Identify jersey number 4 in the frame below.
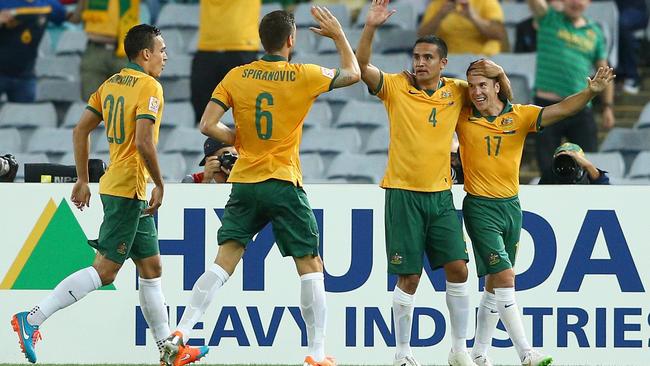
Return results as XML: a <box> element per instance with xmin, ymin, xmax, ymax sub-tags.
<box><xmin>104</xmin><ymin>94</ymin><xmax>125</xmax><ymax>144</ymax></box>
<box><xmin>255</xmin><ymin>92</ymin><xmax>273</xmax><ymax>140</ymax></box>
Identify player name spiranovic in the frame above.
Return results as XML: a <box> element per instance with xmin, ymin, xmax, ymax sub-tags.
<box><xmin>242</xmin><ymin>69</ymin><xmax>297</xmax><ymax>81</ymax></box>
<box><xmin>106</xmin><ymin>74</ymin><xmax>140</xmax><ymax>87</ymax></box>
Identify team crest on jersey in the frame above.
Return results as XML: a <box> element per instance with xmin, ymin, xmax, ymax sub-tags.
<box><xmin>117</xmin><ymin>243</ymin><xmax>127</xmax><ymax>255</ymax></box>
<box><xmin>500</xmin><ymin>117</ymin><xmax>514</xmax><ymax>127</ymax></box>
<box><xmin>390</xmin><ymin>253</ymin><xmax>403</xmax><ymax>265</ymax></box>
<box><xmin>489</xmin><ymin>253</ymin><xmax>500</xmax><ymax>266</ymax></box>
<box><xmin>321</xmin><ymin>67</ymin><xmax>336</xmax><ymax>79</ymax></box>
<box><xmin>441</xmin><ymin>90</ymin><xmax>452</xmax><ymax>98</ymax></box>
<box><xmin>148</xmin><ymin>96</ymin><xmax>160</xmax><ymax>113</ymax></box>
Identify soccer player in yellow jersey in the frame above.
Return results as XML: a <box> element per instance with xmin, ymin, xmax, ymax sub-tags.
<box><xmin>458</xmin><ymin>62</ymin><xmax>614</xmax><ymax>366</ymax></box>
<box><xmin>161</xmin><ymin>8</ymin><xmax>360</xmax><ymax>366</ymax></box>
<box><xmin>10</xmin><ymin>25</ymin><xmax>207</xmax><ymax>366</ymax></box>
<box><xmin>356</xmin><ymin>1</ymin><xmax>512</xmax><ymax>366</ymax></box>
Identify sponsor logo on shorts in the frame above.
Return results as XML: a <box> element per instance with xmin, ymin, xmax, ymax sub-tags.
<box><xmin>390</xmin><ymin>253</ymin><xmax>403</xmax><ymax>265</ymax></box>
<box><xmin>117</xmin><ymin>243</ymin><xmax>127</xmax><ymax>255</ymax></box>
<box><xmin>489</xmin><ymin>252</ymin><xmax>500</xmax><ymax>266</ymax></box>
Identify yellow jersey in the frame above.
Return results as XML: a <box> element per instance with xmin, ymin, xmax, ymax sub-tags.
<box><xmin>456</xmin><ymin>102</ymin><xmax>542</xmax><ymax>198</ymax></box>
<box><xmin>82</xmin><ymin>0</ymin><xmax>138</xmax><ymax>57</ymax></box>
<box><xmin>421</xmin><ymin>0</ymin><xmax>504</xmax><ymax>56</ymax></box>
<box><xmin>210</xmin><ymin>54</ymin><xmax>338</xmax><ymax>186</ymax></box>
<box><xmin>87</xmin><ymin>63</ymin><xmax>164</xmax><ymax>200</ymax></box>
<box><xmin>198</xmin><ymin>0</ymin><xmax>260</xmax><ymax>52</ymax></box>
<box><xmin>372</xmin><ymin>72</ymin><xmax>468</xmax><ymax>192</ymax></box>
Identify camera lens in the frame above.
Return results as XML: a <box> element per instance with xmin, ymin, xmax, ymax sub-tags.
<box><xmin>553</xmin><ymin>154</ymin><xmax>579</xmax><ymax>182</ymax></box>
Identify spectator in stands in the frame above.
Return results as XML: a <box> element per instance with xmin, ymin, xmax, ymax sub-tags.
<box><xmin>191</xmin><ymin>0</ymin><xmax>261</xmax><ymax>123</ymax></box>
<box><xmin>417</xmin><ymin>0</ymin><xmax>506</xmax><ymax>56</ymax></box>
<box><xmin>0</xmin><ymin>0</ymin><xmax>66</xmax><ymax>102</ymax></box>
<box><xmin>514</xmin><ymin>0</ymin><xmax>563</xmax><ymax>53</ymax></box>
<box><xmin>539</xmin><ymin>142</ymin><xmax>610</xmax><ymax>184</ymax></box>
<box><xmin>182</xmin><ymin>138</ymin><xmax>237</xmax><ymax>183</ymax></box>
<box><xmin>69</xmin><ymin>0</ymin><xmax>139</xmax><ymax>101</ymax></box>
<box><xmin>527</xmin><ymin>0</ymin><xmax>615</xmax><ymax>180</ymax></box>
<box><xmin>616</xmin><ymin>0</ymin><xmax>648</xmax><ymax>95</ymax></box>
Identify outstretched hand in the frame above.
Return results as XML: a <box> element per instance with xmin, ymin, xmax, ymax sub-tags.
<box><xmin>588</xmin><ymin>66</ymin><xmax>615</xmax><ymax>94</ymax></box>
<box><xmin>71</xmin><ymin>180</ymin><xmax>91</xmax><ymax>211</ymax></box>
<box><xmin>310</xmin><ymin>6</ymin><xmax>344</xmax><ymax>39</ymax></box>
<box><xmin>365</xmin><ymin>0</ymin><xmax>396</xmax><ymax>27</ymax></box>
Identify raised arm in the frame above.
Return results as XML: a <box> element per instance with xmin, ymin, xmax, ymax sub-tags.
<box><xmin>310</xmin><ymin>6</ymin><xmax>360</xmax><ymax>89</ymax></box>
<box><xmin>596</xmin><ymin>59</ymin><xmax>615</xmax><ymax>130</ymax></box>
<box><xmin>356</xmin><ymin>0</ymin><xmax>396</xmax><ymax>92</ymax></box>
<box><xmin>527</xmin><ymin>0</ymin><xmax>548</xmax><ymax>18</ymax></box>
<box><xmin>71</xmin><ymin>109</ymin><xmax>102</xmax><ymax>211</ymax></box>
<box><xmin>417</xmin><ymin>0</ymin><xmax>455</xmax><ymax>37</ymax></box>
<box><xmin>540</xmin><ymin>67</ymin><xmax>615</xmax><ymax>127</ymax></box>
<box><xmin>199</xmin><ymin>101</ymin><xmax>236</xmax><ymax>145</ymax></box>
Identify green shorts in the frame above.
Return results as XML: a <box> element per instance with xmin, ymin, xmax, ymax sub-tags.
<box><xmin>385</xmin><ymin>188</ymin><xmax>468</xmax><ymax>274</ymax></box>
<box><xmin>217</xmin><ymin>179</ymin><xmax>319</xmax><ymax>258</ymax></box>
<box><xmin>462</xmin><ymin>194</ymin><xmax>522</xmax><ymax>277</ymax></box>
<box><xmin>89</xmin><ymin>194</ymin><xmax>159</xmax><ymax>264</ymax></box>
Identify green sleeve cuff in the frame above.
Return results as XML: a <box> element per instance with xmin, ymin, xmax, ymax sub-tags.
<box><xmin>369</xmin><ymin>72</ymin><xmax>384</xmax><ymax>96</ymax></box>
<box><xmin>86</xmin><ymin>105</ymin><xmax>102</xmax><ymax>119</ymax></box>
<box><xmin>328</xmin><ymin>68</ymin><xmax>341</xmax><ymax>91</ymax></box>
<box><xmin>136</xmin><ymin>114</ymin><xmax>157</xmax><ymax>122</ymax></box>
<box><xmin>211</xmin><ymin>98</ymin><xmax>230</xmax><ymax>111</ymax></box>
<box><xmin>536</xmin><ymin>107</ymin><xmax>545</xmax><ymax>131</ymax></box>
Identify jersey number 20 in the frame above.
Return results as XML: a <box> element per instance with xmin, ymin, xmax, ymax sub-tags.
<box><xmin>104</xmin><ymin>94</ymin><xmax>125</xmax><ymax>144</ymax></box>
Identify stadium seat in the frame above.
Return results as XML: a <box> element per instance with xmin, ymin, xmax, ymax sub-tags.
<box><xmin>58</xmin><ymin>151</ymin><xmax>108</xmax><ymax>166</ymax></box>
<box><xmin>36</xmin><ymin>79</ymin><xmax>82</xmax><ymax>103</ymax></box>
<box><xmin>161</xmin><ymin>55</ymin><xmax>192</xmax><ymax>79</ymax></box>
<box><xmin>335</xmin><ymin>100</ymin><xmax>388</xmax><ymax>128</ymax></box>
<box><xmin>295</xmin><ymin>3</ymin><xmax>351</xmax><ymax>28</ymax></box>
<box><xmin>600</xmin><ymin>128</ymin><xmax>650</xmax><ymax>153</ymax></box>
<box><xmin>162</xmin><ymin>127</ymin><xmax>205</xmax><ymax>154</ymax></box>
<box><xmin>371</xmin><ymin>54</ymin><xmax>411</xmax><ymax>74</ymax></box>
<box><xmin>635</xmin><ymin>102</ymin><xmax>650</xmax><ymax>129</ymax></box>
<box><xmin>157</xmin><ymin>4</ymin><xmax>200</xmax><ymax>29</ymax></box>
<box><xmin>509</xmin><ymin>75</ymin><xmax>531</xmax><ymax>104</ymax></box>
<box><xmin>377</xmin><ymin>28</ymin><xmax>417</xmax><ymax>54</ymax></box>
<box><xmin>160</xmin><ymin>78</ymin><xmax>190</xmax><ymax>101</ymax></box>
<box><xmin>0</xmin><ymin>128</ymin><xmax>22</xmax><ymax>153</ymax></box>
<box><xmin>321</xmin><ymin>82</ymin><xmax>367</xmax><ymax>102</ymax></box>
<box><xmin>162</xmin><ymin>29</ymin><xmax>187</xmax><ymax>56</ymax></box>
<box><xmin>304</xmin><ymin>101</ymin><xmax>332</xmax><ymax>130</ymax></box>
<box><xmin>491</xmin><ymin>53</ymin><xmax>536</xmax><ymax>90</ymax></box>
<box><xmin>364</xmin><ymin>127</ymin><xmax>389</xmax><ymax>154</ymax></box>
<box><xmin>186</xmin><ymin>31</ymin><xmax>199</xmax><ymax>54</ymax></box>
<box><xmin>38</xmin><ymin>30</ymin><xmax>53</xmax><ymax>56</ymax></box>
<box><xmin>627</xmin><ymin>151</ymin><xmax>650</xmax><ymax>179</ymax></box>
<box><xmin>585</xmin><ymin>152</ymin><xmax>625</xmax><ymax>178</ymax></box>
<box><xmin>443</xmin><ymin>53</ymin><xmax>483</xmax><ymax>78</ymax></box>
<box><xmin>585</xmin><ymin>1</ymin><xmax>619</xmax><ymax>67</ymax></box>
<box><xmin>300</xmin><ymin>153</ymin><xmax>325</xmax><ymax>181</ymax></box>
<box><xmin>27</xmin><ymin>127</ymin><xmax>73</xmax><ymax>154</ymax></box>
<box><xmin>35</xmin><ymin>55</ymin><xmax>81</xmax><ymax>80</ymax></box>
<box><xmin>502</xmin><ymin>3</ymin><xmax>532</xmax><ymax>26</ymax></box>
<box><xmin>0</xmin><ymin>103</ymin><xmax>57</xmax><ymax>128</ymax></box>
<box><xmin>62</xmin><ymin>102</ymin><xmax>87</xmax><ymax>128</ymax></box>
<box><xmin>356</xmin><ymin>2</ymin><xmax>417</xmax><ymax>30</ymax></box>
<box><xmin>14</xmin><ymin>153</ymin><xmax>49</xmax><ymax>181</ymax></box>
<box><xmin>55</xmin><ymin>30</ymin><xmax>87</xmax><ymax>55</ymax></box>
<box><xmin>301</xmin><ymin>128</ymin><xmax>362</xmax><ymax>154</ymax></box>
<box><xmin>294</xmin><ymin>31</ymin><xmax>319</xmax><ymax>55</ymax></box>
<box><xmin>159</xmin><ymin>153</ymin><xmax>187</xmax><ymax>182</ymax></box>
<box><xmin>261</xmin><ymin>2</ymin><xmax>283</xmax><ymax>17</ymax></box>
<box><xmin>317</xmin><ymin>28</ymin><xmax>373</xmax><ymax>53</ymax></box>
<box><xmin>93</xmin><ymin>133</ymin><xmax>110</xmax><ymax>153</ymax></box>
<box><xmin>162</xmin><ymin>102</ymin><xmax>195</xmax><ymax>129</ymax></box>
<box><xmin>325</xmin><ymin>152</ymin><xmax>387</xmax><ymax>183</ymax></box>
<box><xmin>221</xmin><ymin>108</ymin><xmax>234</xmax><ymax>127</ymax></box>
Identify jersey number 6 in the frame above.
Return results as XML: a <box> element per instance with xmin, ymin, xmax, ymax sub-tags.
<box><xmin>255</xmin><ymin>92</ymin><xmax>273</xmax><ymax>140</ymax></box>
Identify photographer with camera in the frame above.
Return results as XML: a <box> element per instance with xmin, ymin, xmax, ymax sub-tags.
<box><xmin>182</xmin><ymin>138</ymin><xmax>238</xmax><ymax>183</ymax></box>
<box><xmin>0</xmin><ymin>154</ymin><xmax>18</xmax><ymax>182</ymax></box>
<box><xmin>538</xmin><ymin>142</ymin><xmax>610</xmax><ymax>185</ymax></box>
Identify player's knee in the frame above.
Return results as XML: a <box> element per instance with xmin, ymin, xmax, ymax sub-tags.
<box><xmin>491</xmin><ymin>268</ymin><xmax>515</xmax><ymax>288</ymax></box>
<box><xmin>397</xmin><ymin>274</ymin><xmax>420</xmax><ymax>294</ymax></box>
<box><xmin>95</xmin><ymin>267</ymin><xmax>118</xmax><ymax>286</ymax></box>
<box><xmin>443</xmin><ymin>260</ymin><xmax>468</xmax><ymax>282</ymax></box>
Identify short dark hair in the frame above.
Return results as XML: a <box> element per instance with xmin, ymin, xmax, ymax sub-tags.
<box><xmin>124</xmin><ymin>24</ymin><xmax>161</xmax><ymax>61</ymax></box>
<box><xmin>259</xmin><ymin>10</ymin><xmax>295</xmax><ymax>53</ymax></box>
<box><xmin>413</xmin><ymin>35</ymin><xmax>448</xmax><ymax>59</ymax></box>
